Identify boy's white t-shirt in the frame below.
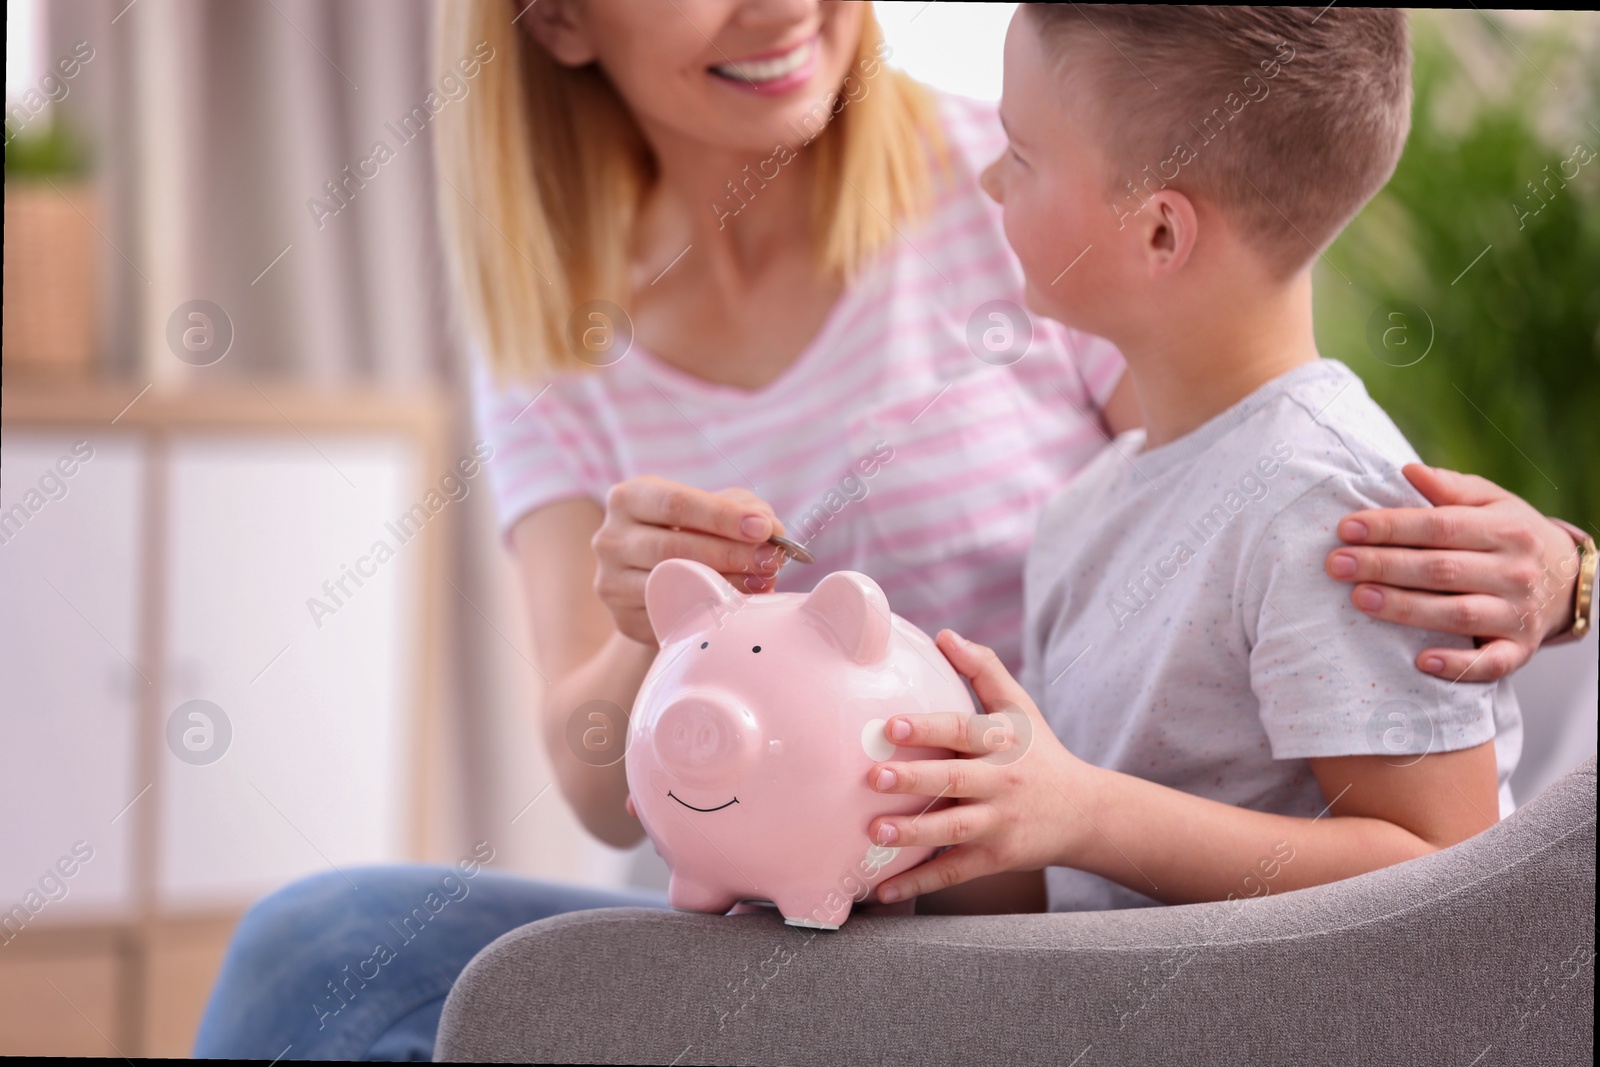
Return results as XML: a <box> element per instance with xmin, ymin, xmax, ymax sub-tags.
<box><xmin>1020</xmin><ymin>359</ymin><xmax>1522</xmax><ymax>913</ymax></box>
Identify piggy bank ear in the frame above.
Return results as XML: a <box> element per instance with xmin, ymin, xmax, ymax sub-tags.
<box><xmin>645</xmin><ymin>559</ymin><xmax>742</xmax><ymax>645</ymax></box>
<box><xmin>802</xmin><ymin>571</ymin><xmax>891</xmax><ymax>664</ymax></box>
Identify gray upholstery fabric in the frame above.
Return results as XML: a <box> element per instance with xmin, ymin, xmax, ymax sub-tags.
<box><xmin>437</xmin><ymin>758</ymin><xmax>1595</xmax><ymax>1065</ymax></box>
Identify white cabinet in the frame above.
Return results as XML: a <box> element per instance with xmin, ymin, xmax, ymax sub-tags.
<box><xmin>0</xmin><ymin>433</ymin><xmax>145</xmax><ymax>921</ymax></box>
<box><xmin>158</xmin><ymin>434</ymin><xmax>424</xmax><ymax>907</ymax></box>
<box><xmin>0</xmin><ymin>387</ymin><xmax>445</xmax><ymax>929</ymax></box>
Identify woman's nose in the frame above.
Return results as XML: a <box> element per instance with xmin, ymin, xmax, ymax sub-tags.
<box><xmin>733</xmin><ymin>0</ymin><xmax>819</xmax><ymax>30</ymax></box>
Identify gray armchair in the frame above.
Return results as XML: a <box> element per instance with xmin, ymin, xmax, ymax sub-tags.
<box><xmin>438</xmin><ymin>758</ymin><xmax>1595</xmax><ymax>1065</ymax></box>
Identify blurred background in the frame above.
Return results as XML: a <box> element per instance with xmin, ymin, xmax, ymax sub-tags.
<box><xmin>2</xmin><ymin>2</ymin><xmax>1595</xmax><ymax>1057</ymax></box>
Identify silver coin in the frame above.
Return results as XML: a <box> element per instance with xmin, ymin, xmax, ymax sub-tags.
<box><xmin>767</xmin><ymin>534</ymin><xmax>815</xmax><ymax>565</ymax></box>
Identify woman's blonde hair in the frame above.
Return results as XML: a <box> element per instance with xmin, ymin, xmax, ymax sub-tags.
<box><xmin>434</xmin><ymin>1</ymin><xmax>943</xmax><ymax>380</ymax></box>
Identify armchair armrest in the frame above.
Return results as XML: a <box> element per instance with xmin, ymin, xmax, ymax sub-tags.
<box><xmin>439</xmin><ymin>758</ymin><xmax>1595</xmax><ymax>1065</ymax></box>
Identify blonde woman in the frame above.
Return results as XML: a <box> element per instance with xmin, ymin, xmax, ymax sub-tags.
<box><xmin>196</xmin><ymin>2</ymin><xmax>1586</xmax><ymax>1058</ymax></box>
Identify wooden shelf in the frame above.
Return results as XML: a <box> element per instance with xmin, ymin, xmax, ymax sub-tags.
<box><xmin>3</xmin><ymin>379</ymin><xmax>448</xmax><ymax>437</ymax></box>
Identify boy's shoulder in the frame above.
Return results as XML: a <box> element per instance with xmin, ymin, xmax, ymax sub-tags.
<box><xmin>1253</xmin><ymin>359</ymin><xmax>1418</xmax><ymax>479</ymax></box>
<box><xmin>1238</xmin><ymin>360</ymin><xmax>1437</xmax><ymax>537</ymax></box>
<box><xmin>1036</xmin><ymin>359</ymin><xmax>1428</xmax><ymax>532</ymax></box>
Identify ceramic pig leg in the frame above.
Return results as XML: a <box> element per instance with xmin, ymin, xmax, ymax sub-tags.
<box><xmin>775</xmin><ymin>889</ymin><xmax>848</xmax><ymax>931</ymax></box>
<box><xmin>668</xmin><ymin>874</ymin><xmax>740</xmax><ymax>915</ymax></box>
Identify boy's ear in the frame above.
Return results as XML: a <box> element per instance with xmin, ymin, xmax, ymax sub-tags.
<box><xmin>1139</xmin><ymin>190</ymin><xmax>1199</xmax><ymax>278</ymax></box>
<box><xmin>521</xmin><ymin>0</ymin><xmax>599</xmax><ymax>67</ymax></box>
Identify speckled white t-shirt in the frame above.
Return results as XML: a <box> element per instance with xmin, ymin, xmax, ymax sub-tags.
<box><xmin>1021</xmin><ymin>359</ymin><xmax>1522</xmax><ymax>913</ymax></box>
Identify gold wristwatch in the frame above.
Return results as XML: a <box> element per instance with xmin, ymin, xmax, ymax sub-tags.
<box><xmin>1572</xmin><ymin>533</ymin><xmax>1596</xmax><ymax>639</ymax></box>
<box><xmin>1547</xmin><ymin>520</ymin><xmax>1595</xmax><ymax>643</ymax></box>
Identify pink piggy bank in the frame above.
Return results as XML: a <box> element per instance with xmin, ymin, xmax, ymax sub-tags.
<box><xmin>625</xmin><ymin>558</ymin><xmax>973</xmax><ymax>929</ymax></box>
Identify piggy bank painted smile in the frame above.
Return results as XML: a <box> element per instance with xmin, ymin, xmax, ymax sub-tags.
<box><xmin>625</xmin><ymin>558</ymin><xmax>972</xmax><ymax>929</ymax></box>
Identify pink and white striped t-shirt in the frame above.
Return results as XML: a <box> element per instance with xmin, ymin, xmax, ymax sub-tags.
<box><xmin>473</xmin><ymin>93</ymin><xmax>1124</xmax><ymax>672</ymax></box>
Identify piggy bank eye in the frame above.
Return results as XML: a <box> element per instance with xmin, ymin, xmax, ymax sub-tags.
<box><xmin>700</xmin><ymin>641</ymin><xmax>708</xmax><ymax>649</ymax></box>
<box><xmin>751</xmin><ymin>645</ymin><xmax>762</xmax><ymax>653</ymax></box>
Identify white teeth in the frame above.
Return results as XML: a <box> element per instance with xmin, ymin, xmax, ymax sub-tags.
<box><xmin>712</xmin><ymin>39</ymin><xmax>814</xmax><ymax>84</ymax></box>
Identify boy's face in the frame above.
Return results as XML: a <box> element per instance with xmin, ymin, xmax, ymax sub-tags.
<box><xmin>981</xmin><ymin>13</ymin><xmax>1135</xmax><ymax>339</ymax></box>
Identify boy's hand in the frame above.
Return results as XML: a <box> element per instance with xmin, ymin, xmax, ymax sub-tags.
<box><xmin>867</xmin><ymin>630</ymin><xmax>1092</xmax><ymax>903</ymax></box>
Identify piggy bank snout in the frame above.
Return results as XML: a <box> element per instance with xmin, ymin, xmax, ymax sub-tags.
<box><xmin>652</xmin><ymin>691</ymin><xmax>760</xmax><ymax>787</ymax></box>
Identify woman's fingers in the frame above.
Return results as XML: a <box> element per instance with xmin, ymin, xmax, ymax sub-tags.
<box><xmin>615</xmin><ymin>477</ymin><xmax>774</xmax><ymax>541</ymax></box>
<box><xmin>714</xmin><ymin>486</ymin><xmax>786</xmax><ymax>537</ymax></box>
<box><xmin>621</xmin><ymin>526</ymin><xmax>783</xmax><ymax>577</ymax></box>
<box><xmin>870</xmin><ymin>757</ymin><xmax>993</xmax><ymax>799</ymax></box>
<box><xmin>1416</xmin><ymin>638</ymin><xmax>1529</xmax><ymax>683</ymax></box>
<box><xmin>869</xmin><ymin>804</ymin><xmax>993</xmax><ymax>848</ymax></box>
<box><xmin>592</xmin><ymin>558</ymin><xmax>647</xmax><ymax>596</ymax></box>
<box><xmin>1336</xmin><ymin>464</ymin><xmax>1580</xmax><ymax>648</ymax></box>
<box><xmin>722</xmin><ymin>570</ymin><xmax>776</xmax><ymax>594</ymax></box>
<box><xmin>1347</xmin><ymin>586</ymin><xmax>1526</xmax><ymax>641</ymax></box>
<box><xmin>1401</xmin><ymin>463</ymin><xmax>1508</xmax><ymax>508</ymax></box>
<box><xmin>1326</xmin><ymin>545</ymin><xmax>1535</xmax><ymax>599</ymax></box>
<box><xmin>1338</xmin><ymin>503</ymin><xmax>1500</xmax><ymax>552</ymax></box>
<box><xmin>593</xmin><ymin>477</ymin><xmax>788</xmax><ymax>643</ymax></box>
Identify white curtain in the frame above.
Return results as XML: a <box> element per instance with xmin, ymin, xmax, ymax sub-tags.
<box><xmin>42</xmin><ymin>0</ymin><xmax>640</xmax><ymax>888</ymax></box>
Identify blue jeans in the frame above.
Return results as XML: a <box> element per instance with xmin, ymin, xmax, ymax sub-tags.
<box><xmin>192</xmin><ymin>866</ymin><xmax>667</xmax><ymax>1060</ymax></box>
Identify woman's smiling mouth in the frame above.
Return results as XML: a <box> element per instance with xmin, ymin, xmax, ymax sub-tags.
<box><xmin>709</xmin><ymin>37</ymin><xmax>818</xmax><ymax>94</ymax></box>
<box><xmin>668</xmin><ymin>791</ymin><xmax>740</xmax><ymax>813</ymax></box>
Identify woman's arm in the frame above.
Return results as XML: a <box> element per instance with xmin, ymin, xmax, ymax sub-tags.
<box><xmin>513</xmin><ymin>499</ymin><xmax>653</xmax><ymax>847</ymax></box>
<box><xmin>512</xmin><ymin>479</ymin><xmax>787</xmax><ymax>845</ymax></box>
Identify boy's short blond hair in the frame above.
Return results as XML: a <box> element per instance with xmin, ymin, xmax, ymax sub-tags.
<box><xmin>1030</xmin><ymin>5</ymin><xmax>1411</xmax><ymax>276</ymax></box>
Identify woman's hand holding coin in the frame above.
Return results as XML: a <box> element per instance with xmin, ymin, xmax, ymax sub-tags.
<box><xmin>590</xmin><ymin>476</ymin><xmax>791</xmax><ymax>646</ymax></box>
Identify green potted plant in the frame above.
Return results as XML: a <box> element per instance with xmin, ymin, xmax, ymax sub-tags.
<box><xmin>1317</xmin><ymin>10</ymin><xmax>1600</xmax><ymax>528</ymax></box>
<box><xmin>4</xmin><ymin>117</ymin><xmax>98</xmax><ymax>381</ymax></box>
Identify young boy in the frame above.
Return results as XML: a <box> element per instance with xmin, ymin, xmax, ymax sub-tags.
<box><xmin>864</xmin><ymin>6</ymin><xmax>1521</xmax><ymax>911</ymax></box>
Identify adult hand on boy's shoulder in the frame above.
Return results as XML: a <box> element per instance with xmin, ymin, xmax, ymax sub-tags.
<box><xmin>1327</xmin><ymin>463</ymin><xmax>1584</xmax><ymax>682</ymax></box>
<box><xmin>864</xmin><ymin>630</ymin><xmax>1098</xmax><ymax>904</ymax></box>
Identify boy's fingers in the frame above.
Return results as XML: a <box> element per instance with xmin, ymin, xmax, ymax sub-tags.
<box><xmin>876</xmin><ymin>848</ymin><xmax>984</xmax><ymax>904</ymax></box>
<box><xmin>1417</xmin><ymin>639</ymin><xmax>1528</xmax><ymax>683</ymax></box>
<box><xmin>935</xmin><ymin>630</ymin><xmax>1032</xmax><ymax>713</ymax></box>
<box><xmin>870</xmin><ymin>804</ymin><xmax>994</xmax><ymax>849</ymax></box>
<box><xmin>870</xmin><ymin>758</ymin><xmax>992</xmax><ymax>799</ymax></box>
<box><xmin>883</xmin><ymin>712</ymin><xmax>1017</xmax><ymax>755</ymax></box>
